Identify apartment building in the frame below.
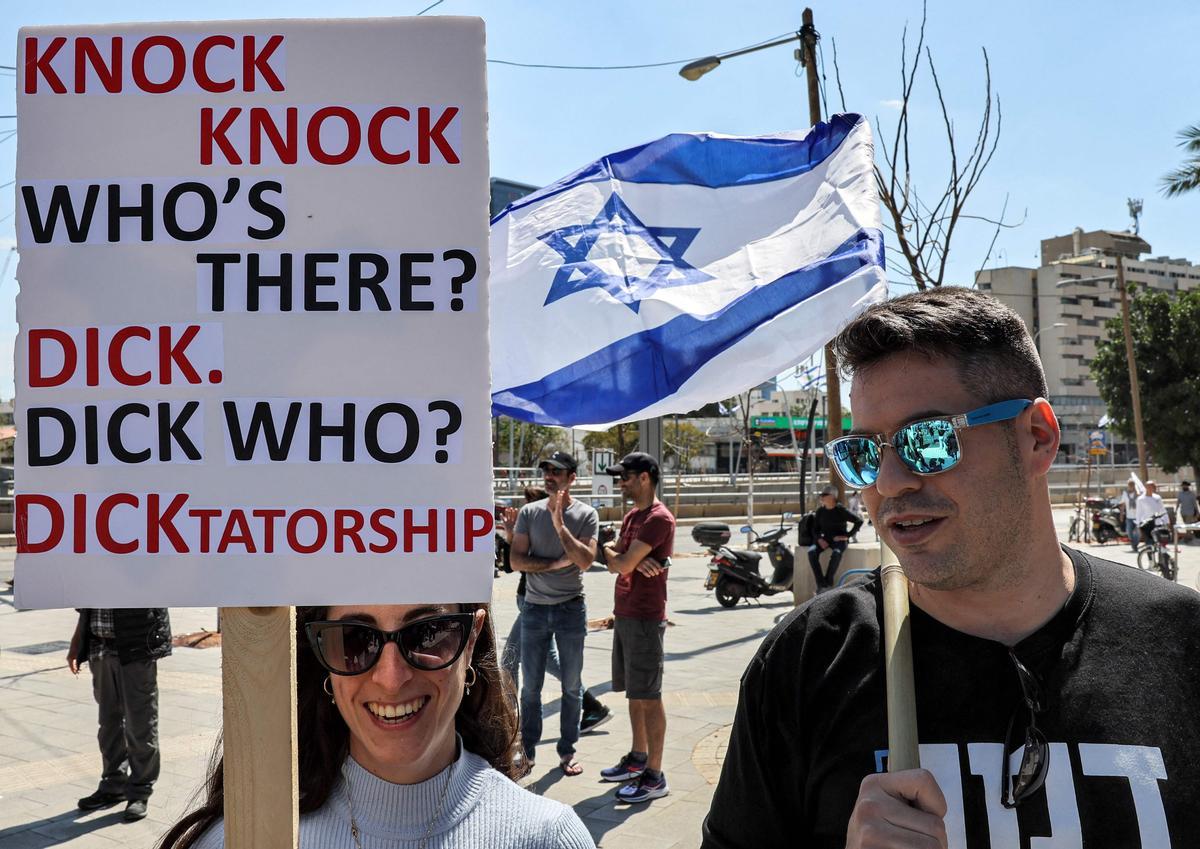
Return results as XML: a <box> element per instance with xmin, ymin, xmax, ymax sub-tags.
<box><xmin>976</xmin><ymin>228</ymin><xmax>1200</xmax><ymax>462</ymax></box>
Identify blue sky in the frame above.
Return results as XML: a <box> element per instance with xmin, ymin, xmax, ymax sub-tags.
<box><xmin>3</xmin><ymin>0</ymin><xmax>1199</xmax><ymax>400</ymax></box>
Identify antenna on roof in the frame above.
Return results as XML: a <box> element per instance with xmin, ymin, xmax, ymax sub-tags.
<box><xmin>1127</xmin><ymin>198</ymin><xmax>1143</xmax><ymax>235</ymax></box>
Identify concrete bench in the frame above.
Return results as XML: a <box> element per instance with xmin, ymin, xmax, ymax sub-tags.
<box><xmin>792</xmin><ymin>542</ymin><xmax>881</xmax><ymax>605</ymax></box>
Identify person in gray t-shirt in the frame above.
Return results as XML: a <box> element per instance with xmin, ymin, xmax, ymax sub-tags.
<box><xmin>511</xmin><ymin>452</ymin><xmax>599</xmax><ymax>775</ymax></box>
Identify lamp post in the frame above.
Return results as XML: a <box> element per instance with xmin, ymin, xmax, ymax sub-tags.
<box><xmin>1032</xmin><ymin>321</ymin><xmax>1067</xmax><ymax>348</ymax></box>
<box><xmin>678</xmin><ymin>33</ymin><xmax>802</xmax><ymax>81</ymax></box>
<box><xmin>679</xmin><ymin>8</ymin><xmax>846</xmax><ymax>500</ymax></box>
<box><xmin>1054</xmin><ymin>264</ymin><xmax>1148</xmax><ymax>480</ymax></box>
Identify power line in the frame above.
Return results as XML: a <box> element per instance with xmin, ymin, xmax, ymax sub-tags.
<box><xmin>489</xmin><ymin>31</ymin><xmax>797</xmax><ymax>72</ymax></box>
<box><xmin>416</xmin><ymin>0</ymin><xmax>446</xmax><ymax>13</ymax></box>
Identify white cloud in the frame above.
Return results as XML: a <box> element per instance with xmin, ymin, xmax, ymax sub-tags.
<box><xmin>879</xmin><ymin>99</ymin><xmax>904</xmax><ymax>111</ymax></box>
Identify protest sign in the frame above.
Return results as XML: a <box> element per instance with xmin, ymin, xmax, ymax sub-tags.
<box><xmin>14</xmin><ymin>18</ymin><xmax>493</xmax><ymax>608</ymax></box>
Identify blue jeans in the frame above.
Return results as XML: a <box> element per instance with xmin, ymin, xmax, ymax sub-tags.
<box><xmin>502</xmin><ymin>595</ymin><xmax>561</xmax><ymax>694</ymax></box>
<box><xmin>520</xmin><ymin>596</ymin><xmax>586</xmax><ymax>759</ymax></box>
<box><xmin>807</xmin><ymin>541</ymin><xmax>848</xmax><ymax>588</ymax></box>
<box><xmin>1126</xmin><ymin>517</ymin><xmax>1140</xmax><ymax>549</ymax></box>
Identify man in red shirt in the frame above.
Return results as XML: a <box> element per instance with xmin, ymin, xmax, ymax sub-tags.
<box><xmin>599</xmin><ymin>452</ymin><xmax>676</xmax><ymax>804</ymax></box>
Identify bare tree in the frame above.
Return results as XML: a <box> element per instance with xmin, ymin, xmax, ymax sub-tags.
<box><xmin>832</xmin><ymin>1</ymin><xmax>1022</xmax><ymax>289</ymax></box>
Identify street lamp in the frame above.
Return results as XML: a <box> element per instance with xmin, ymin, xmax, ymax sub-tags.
<box><xmin>678</xmin><ymin>33</ymin><xmax>801</xmax><ymax>81</ymax></box>
<box><xmin>679</xmin><ymin>10</ymin><xmax>851</xmax><ymax>504</ymax></box>
<box><xmin>1032</xmin><ymin>322</ymin><xmax>1067</xmax><ymax>345</ymax></box>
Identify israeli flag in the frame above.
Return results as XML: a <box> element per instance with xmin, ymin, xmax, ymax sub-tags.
<box><xmin>490</xmin><ymin>113</ymin><xmax>887</xmax><ymax>427</ymax></box>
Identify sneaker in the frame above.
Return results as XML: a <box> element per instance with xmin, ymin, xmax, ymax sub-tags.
<box><xmin>616</xmin><ymin>771</ymin><xmax>669</xmax><ymax>803</ymax></box>
<box><xmin>123</xmin><ymin>800</ymin><xmax>148</xmax><ymax>822</ymax></box>
<box><xmin>580</xmin><ymin>705</ymin><xmax>612</xmax><ymax>734</ymax></box>
<box><xmin>600</xmin><ymin>753</ymin><xmax>646</xmax><ymax>782</ymax></box>
<box><xmin>78</xmin><ymin>790</ymin><xmax>124</xmax><ymax>811</ymax></box>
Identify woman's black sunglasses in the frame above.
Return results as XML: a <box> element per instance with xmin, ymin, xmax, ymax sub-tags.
<box><xmin>305</xmin><ymin>613</ymin><xmax>474</xmax><ymax>676</ymax></box>
<box><xmin>1001</xmin><ymin>650</ymin><xmax>1050</xmax><ymax>808</ymax></box>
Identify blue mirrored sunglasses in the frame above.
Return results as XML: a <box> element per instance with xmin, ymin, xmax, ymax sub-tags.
<box><xmin>827</xmin><ymin>399</ymin><xmax>1033</xmax><ymax>488</ymax></box>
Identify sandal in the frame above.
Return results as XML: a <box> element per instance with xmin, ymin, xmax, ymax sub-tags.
<box><xmin>559</xmin><ymin>756</ymin><xmax>583</xmax><ymax>777</ymax></box>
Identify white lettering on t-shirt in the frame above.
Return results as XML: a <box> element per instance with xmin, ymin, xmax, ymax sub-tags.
<box><xmin>921</xmin><ymin>744</ymin><xmax>969</xmax><ymax>849</ymax></box>
<box><xmin>1034</xmin><ymin>743</ymin><xmax>1083</xmax><ymax>848</ymax></box>
<box><xmin>877</xmin><ymin>742</ymin><xmax>1169</xmax><ymax>847</ymax></box>
<box><xmin>1078</xmin><ymin>744</ymin><xmax>1169</xmax><ymax>847</ymax></box>
<box><xmin>968</xmin><ymin>742</ymin><xmax>1021</xmax><ymax>849</ymax></box>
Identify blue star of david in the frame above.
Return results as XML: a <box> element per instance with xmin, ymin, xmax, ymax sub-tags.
<box><xmin>537</xmin><ymin>193</ymin><xmax>711</xmax><ymax>313</ymax></box>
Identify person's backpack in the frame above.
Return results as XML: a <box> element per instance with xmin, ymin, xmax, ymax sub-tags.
<box><xmin>796</xmin><ymin>511</ymin><xmax>817</xmax><ymax>547</ymax></box>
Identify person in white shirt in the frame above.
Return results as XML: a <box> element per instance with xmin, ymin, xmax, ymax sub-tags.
<box><xmin>1135</xmin><ymin>480</ymin><xmax>1168</xmax><ymax>540</ymax></box>
<box><xmin>1120</xmin><ymin>480</ymin><xmax>1140</xmax><ymax>551</ymax></box>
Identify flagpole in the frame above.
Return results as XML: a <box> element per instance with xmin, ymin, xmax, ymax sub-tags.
<box><xmin>802</xmin><ymin>6</ymin><xmax>918</xmax><ymax>773</ymax></box>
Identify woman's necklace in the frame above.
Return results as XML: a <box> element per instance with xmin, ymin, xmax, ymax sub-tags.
<box><xmin>343</xmin><ymin>762</ymin><xmax>455</xmax><ymax>849</ymax></box>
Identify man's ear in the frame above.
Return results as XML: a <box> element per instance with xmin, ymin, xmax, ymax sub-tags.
<box><xmin>1027</xmin><ymin>398</ymin><xmax>1060</xmax><ymax>475</ymax></box>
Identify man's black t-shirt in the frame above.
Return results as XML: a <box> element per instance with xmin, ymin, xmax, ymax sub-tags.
<box><xmin>702</xmin><ymin>548</ymin><xmax>1200</xmax><ymax>848</ymax></box>
<box><xmin>812</xmin><ymin>505</ymin><xmax>863</xmax><ymax>543</ymax></box>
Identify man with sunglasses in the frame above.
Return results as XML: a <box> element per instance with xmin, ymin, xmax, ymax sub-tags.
<box><xmin>600</xmin><ymin>452</ymin><xmax>675</xmax><ymax>804</ymax></box>
<box><xmin>510</xmin><ymin>451</ymin><xmax>599</xmax><ymax>777</ymax></box>
<box><xmin>704</xmin><ymin>287</ymin><xmax>1200</xmax><ymax>848</ymax></box>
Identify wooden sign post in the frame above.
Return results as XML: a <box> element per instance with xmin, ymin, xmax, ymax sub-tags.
<box><xmin>222</xmin><ymin>608</ymin><xmax>299</xmax><ymax>848</ymax></box>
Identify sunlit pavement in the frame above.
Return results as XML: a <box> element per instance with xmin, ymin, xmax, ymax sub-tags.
<box><xmin>0</xmin><ymin>505</ymin><xmax>1195</xmax><ymax>848</ymax></box>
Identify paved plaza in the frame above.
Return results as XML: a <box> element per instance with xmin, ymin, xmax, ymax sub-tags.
<box><xmin>1</xmin><ymin>508</ymin><xmax>1197</xmax><ymax>848</ymax></box>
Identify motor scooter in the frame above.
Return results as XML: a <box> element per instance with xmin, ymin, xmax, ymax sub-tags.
<box><xmin>695</xmin><ymin>514</ymin><xmax>796</xmax><ymax>608</ymax></box>
<box><xmin>1088</xmin><ymin>497</ymin><xmax>1123</xmax><ymax>545</ymax></box>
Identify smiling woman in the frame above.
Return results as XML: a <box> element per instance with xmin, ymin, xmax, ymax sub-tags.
<box><xmin>157</xmin><ymin>603</ymin><xmax>596</xmax><ymax>849</ymax></box>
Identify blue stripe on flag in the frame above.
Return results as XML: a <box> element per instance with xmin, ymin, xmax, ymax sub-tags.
<box><xmin>491</xmin><ymin>114</ymin><xmax>864</xmax><ymax>225</ymax></box>
<box><xmin>492</xmin><ymin>228</ymin><xmax>883</xmax><ymax>425</ymax></box>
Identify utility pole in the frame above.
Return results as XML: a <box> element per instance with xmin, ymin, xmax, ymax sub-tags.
<box><xmin>1115</xmin><ymin>255</ymin><xmax>1149</xmax><ymax>482</ymax></box>
<box><xmin>799</xmin><ymin>8</ymin><xmax>845</xmax><ymax>503</ymax></box>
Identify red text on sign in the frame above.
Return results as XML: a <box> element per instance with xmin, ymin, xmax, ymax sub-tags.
<box><xmin>201</xmin><ymin>105</ymin><xmax>460</xmax><ymax>166</ymax></box>
<box><xmin>23</xmin><ymin>34</ymin><xmax>285</xmax><ymax>94</ymax></box>
<box><xmin>28</xmin><ymin>325</ymin><xmax>223</xmax><ymax>389</ymax></box>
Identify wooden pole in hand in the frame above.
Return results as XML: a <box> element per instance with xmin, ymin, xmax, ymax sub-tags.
<box><xmin>222</xmin><ymin>606</ymin><xmax>299</xmax><ymax>849</ymax></box>
<box><xmin>880</xmin><ymin>551</ymin><xmax>920</xmax><ymax>771</ymax></box>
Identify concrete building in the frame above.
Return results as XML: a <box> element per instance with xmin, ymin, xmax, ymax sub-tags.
<box><xmin>976</xmin><ymin>227</ymin><xmax>1200</xmax><ymax>462</ymax></box>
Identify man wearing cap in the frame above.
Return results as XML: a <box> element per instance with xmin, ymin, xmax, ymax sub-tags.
<box><xmin>509</xmin><ymin>451</ymin><xmax>599</xmax><ymax>776</ymax></box>
<box><xmin>808</xmin><ymin>484</ymin><xmax>864</xmax><ymax>591</ymax></box>
<box><xmin>600</xmin><ymin>452</ymin><xmax>676</xmax><ymax>803</ymax></box>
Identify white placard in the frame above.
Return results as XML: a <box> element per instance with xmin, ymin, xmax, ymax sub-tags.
<box><xmin>14</xmin><ymin>18</ymin><xmax>493</xmax><ymax>607</ymax></box>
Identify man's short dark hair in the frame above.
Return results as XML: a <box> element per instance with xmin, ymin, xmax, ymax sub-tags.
<box><xmin>832</xmin><ymin>287</ymin><xmax>1049</xmax><ymax>404</ymax></box>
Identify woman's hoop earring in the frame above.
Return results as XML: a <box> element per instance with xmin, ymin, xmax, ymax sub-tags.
<box><xmin>323</xmin><ymin>675</ymin><xmax>335</xmax><ymax>703</ymax></box>
<box><xmin>464</xmin><ymin>665</ymin><xmax>477</xmax><ymax>696</ymax></box>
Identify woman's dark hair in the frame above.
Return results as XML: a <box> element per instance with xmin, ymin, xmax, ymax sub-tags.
<box><xmin>157</xmin><ymin>602</ymin><xmax>518</xmax><ymax>849</ymax></box>
<box><xmin>523</xmin><ymin>486</ymin><xmax>548</xmax><ymax>502</ymax></box>
<box><xmin>832</xmin><ymin>287</ymin><xmax>1049</xmax><ymax>404</ymax></box>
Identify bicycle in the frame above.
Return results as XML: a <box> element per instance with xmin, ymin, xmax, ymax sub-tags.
<box><xmin>1067</xmin><ymin>504</ymin><xmax>1085</xmax><ymax>544</ymax></box>
<box><xmin>1135</xmin><ymin>514</ymin><xmax>1176</xmax><ymax>582</ymax></box>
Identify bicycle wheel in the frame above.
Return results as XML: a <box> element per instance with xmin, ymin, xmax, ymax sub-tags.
<box><xmin>1068</xmin><ymin>517</ymin><xmax>1081</xmax><ymax>543</ymax></box>
<box><xmin>1136</xmin><ymin>548</ymin><xmax>1154</xmax><ymax>571</ymax></box>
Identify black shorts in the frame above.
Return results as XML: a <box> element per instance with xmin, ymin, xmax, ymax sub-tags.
<box><xmin>611</xmin><ymin>616</ymin><xmax>665</xmax><ymax>700</ymax></box>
